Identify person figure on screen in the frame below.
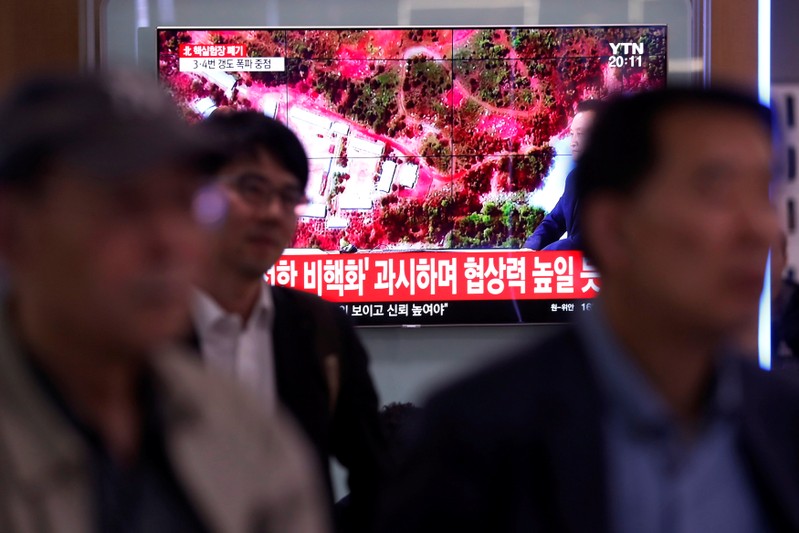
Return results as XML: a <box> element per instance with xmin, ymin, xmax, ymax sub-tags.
<box><xmin>190</xmin><ymin>110</ymin><xmax>389</xmax><ymax>533</ymax></box>
<box><xmin>769</xmin><ymin>230</ymin><xmax>799</xmax><ymax>367</ymax></box>
<box><xmin>523</xmin><ymin>99</ymin><xmax>602</xmax><ymax>251</ymax></box>
<box><xmin>378</xmin><ymin>87</ymin><xmax>799</xmax><ymax>533</ymax></box>
<box><xmin>0</xmin><ymin>71</ymin><xmax>328</xmax><ymax>533</ymax></box>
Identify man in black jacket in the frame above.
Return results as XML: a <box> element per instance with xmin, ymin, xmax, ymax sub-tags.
<box><xmin>190</xmin><ymin>111</ymin><xmax>388</xmax><ymax>533</ymax></box>
<box><xmin>523</xmin><ymin>99</ymin><xmax>602</xmax><ymax>251</ymax></box>
<box><xmin>379</xmin><ymin>88</ymin><xmax>799</xmax><ymax>533</ymax></box>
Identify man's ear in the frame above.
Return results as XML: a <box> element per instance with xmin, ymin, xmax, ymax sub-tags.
<box><xmin>582</xmin><ymin>194</ymin><xmax>632</xmax><ymax>275</ymax></box>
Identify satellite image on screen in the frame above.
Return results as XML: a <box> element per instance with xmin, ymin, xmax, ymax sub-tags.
<box><xmin>158</xmin><ymin>26</ymin><xmax>666</xmax><ymax>253</ymax></box>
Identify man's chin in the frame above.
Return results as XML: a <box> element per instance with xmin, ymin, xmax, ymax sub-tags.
<box><xmin>128</xmin><ymin>315</ymin><xmax>191</xmax><ymax>350</ymax></box>
<box><xmin>239</xmin><ymin>262</ymin><xmax>276</xmax><ymax>281</ymax></box>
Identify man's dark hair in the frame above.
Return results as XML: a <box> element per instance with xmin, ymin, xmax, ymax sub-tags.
<box><xmin>0</xmin><ymin>71</ymin><xmax>221</xmax><ymax>195</ymax></box>
<box><xmin>573</xmin><ymin>87</ymin><xmax>772</xmax><ymax>265</ymax></box>
<box><xmin>574</xmin><ymin>87</ymin><xmax>772</xmax><ymax>203</ymax></box>
<box><xmin>202</xmin><ymin>111</ymin><xmax>309</xmax><ymax>188</ymax></box>
<box><xmin>575</xmin><ymin>99</ymin><xmax>604</xmax><ymax>114</ymax></box>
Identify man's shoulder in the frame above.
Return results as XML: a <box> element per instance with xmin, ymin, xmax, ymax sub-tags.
<box><xmin>270</xmin><ymin>285</ymin><xmax>341</xmax><ymax>314</ymax></box>
<box><xmin>737</xmin><ymin>358</ymin><xmax>799</xmax><ymax>512</ymax></box>
<box><xmin>434</xmin><ymin>326</ymin><xmax>587</xmax><ymax>394</ymax></box>
<box><xmin>270</xmin><ymin>284</ymin><xmax>323</xmax><ymax>303</ymax></box>
<box><xmin>424</xmin><ymin>326</ymin><xmax>594</xmax><ymax>434</ymax></box>
<box><xmin>153</xmin><ymin>346</ymin><xmax>305</xmax><ymax>443</ymax></box>
<box><xmin>739</xmin><ymin>357</ymin><xmax>799</xmax><ymax>420</ymax></box>
<box><xmin>151</xmin><ymin>347</ymin><xmax>329</xmax><ymax>533</ymax></box>
<box><xmin>269</xmin><ymin>285</ymin><xmax>354</xmax><ymax>333</ymax></box>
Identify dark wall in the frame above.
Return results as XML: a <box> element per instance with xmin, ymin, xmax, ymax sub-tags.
<box><xmin>773</xmin><ymin>0</ymin><xmax>799</xmax><ymax>83</ymax></box>
<box><xmin>0</xmin><ymin>0</ymin><xmax>80</xmax><ymax>92</ymax></box>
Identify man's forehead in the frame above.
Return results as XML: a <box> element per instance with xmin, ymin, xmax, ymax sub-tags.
<box><xmin>630</xmin><ymin>109</ymin><xmax>773</xmax><ymax>198</ymax></box>
<box><xmin>654</xmin><ymin>106</ymin><xmax>771</xmax><ymax>158</ymax></box>
<box><xmin>34</xmin><ymin>160</ymin><xmax>201</xmax><ymax>197</ymax></box>
<box><xmin>222</xmin><ymin>150</ymin><xmax>301</xmax><ymax>185</ymax></box>
<box><xmin>658</xmin><ymin>103</ymin><xmax>769</xmax><ymax>134</ymax></box>
<box><xmin>571</xmin><ymin>110</ymin><xmax>596</xmax><ymax>129</ymax></box>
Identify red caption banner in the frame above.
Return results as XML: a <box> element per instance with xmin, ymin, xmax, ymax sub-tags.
<box><xmin>179</xmin><ymin>43</ymin><xmax>248</xmax><ymax>58</ymax></box>
<box><xmin>265</xmin><ymin>250</ymin><xmax>600</xmax><ymax>302</ymax></box>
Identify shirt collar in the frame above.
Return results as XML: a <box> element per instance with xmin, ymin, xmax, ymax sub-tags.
<box><xmin>191</xmin><ymin>283</ymin><xmax>274</xmax><ymax>334</ymax></box>
<box><xmin>576</xmin><ymin>301</ymin><xmax>744</xmax><ymax>437</ymax></box>
<box><xmin>24</xmin><ymin>350</ymin><xmax>165</xmax><ymax>456</ymax></box>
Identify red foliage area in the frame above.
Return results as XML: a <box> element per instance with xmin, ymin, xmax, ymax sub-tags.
<box><xmin>495</xmin><ymin>147</ymin><xmax>556</xmax><ymax>192</ymax></box>
<box><xmin>160</xmin><ymin>27</ymin><xmax>666</xmax><ymax>251</ymax></box>
<box><xmin>293</xmin><ymin>219</ymin><xmax>342</xmax><ymax>250</ymax></box>
<box><xmin>344</xmin><ymin>212</ymin><xmax>385</xmax><ymax>249</ymax></box>
<box><xmin>463</xmin><ymin>163</ymin><xmax>494</xmax><ymax>195</ymax></box>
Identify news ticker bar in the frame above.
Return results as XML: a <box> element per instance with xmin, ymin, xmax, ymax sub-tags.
<box><xmin>336</xmin><ymin>298</ymin><xmax>594</xmax><ymax>326</ymax></box>
<box><xmin>265</xmin><ymin>249</ymin><xmax>600</xmax><ymax>302</ymax></box>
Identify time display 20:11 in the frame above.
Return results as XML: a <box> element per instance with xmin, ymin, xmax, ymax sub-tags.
<box><xmin>608</xmin><ymin>55</ymin><xmax>643</xmax><ymax>68</ymax></box>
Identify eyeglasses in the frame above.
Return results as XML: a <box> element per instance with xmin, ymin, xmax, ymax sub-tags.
<box><xmin>222</xmin><ymin>172</ymin><xmax>308</xmax><ymax>210</ymax></box>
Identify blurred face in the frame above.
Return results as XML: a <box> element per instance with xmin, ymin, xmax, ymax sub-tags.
<box><xmin>211</xmin><ymin>149</ymin><xmax>305</xmax><ymax>280</ymax></box>
<box><xmin>597</xmin><ymin>106</ymin><xmax>777</xmax><ymax>336</ymax></box>
<box><xmin>2</xmin><ymin>165</ymin><xmax>207</xmax><ymax>355</ymax></box>
<box><xmin>569</xmin><ymin>110</ymin><xmax>596</xmax><ymax>161</ymax></box>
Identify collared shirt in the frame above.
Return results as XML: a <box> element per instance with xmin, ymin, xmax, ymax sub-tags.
<box><xmin>192</xmin><ymin>284</ymin><xmax>277</xmax><ymax>414</ymax></box>
<box><xmin>577</xmin><ymin>305</ymin><xmax>770</xmax><ymax>533</ymax></box>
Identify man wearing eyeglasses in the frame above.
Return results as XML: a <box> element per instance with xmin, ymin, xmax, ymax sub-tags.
<box><xmin>190</xmin><ymin>111</ymin><xmax>389</xmax><ymax>533</ymax></box>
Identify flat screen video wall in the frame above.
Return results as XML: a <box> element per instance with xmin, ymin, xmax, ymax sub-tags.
<box><xmin>157</xmin><ymin>25</ymin><xmax>667</xmax><ymax>325</ymax></box>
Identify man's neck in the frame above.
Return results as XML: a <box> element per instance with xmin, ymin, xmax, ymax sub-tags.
<box><xmin>198</xmin><ymin>269</ymin><xmax>263</xmax><ymax>322</ymax></box>
<box><xmin>13</xmin><ymin>298</ymin><xmax>145</xmax><ymax>464</ymax></box>
<box><xmin>602</xmin><ymin>291</ymin><xmax>720</xmax><ymax>428</ymax></box>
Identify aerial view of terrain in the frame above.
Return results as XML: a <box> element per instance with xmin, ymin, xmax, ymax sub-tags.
<box><xmin>158</xmin><ymin>26</ymin><xmax>666</xmax><ymax>250</ymax></box>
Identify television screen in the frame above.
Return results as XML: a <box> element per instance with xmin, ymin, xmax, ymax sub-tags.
<box><xmin>157</xmin><ymin>25</ymin><xmax>667</xmax><ymax>325</ymax></box>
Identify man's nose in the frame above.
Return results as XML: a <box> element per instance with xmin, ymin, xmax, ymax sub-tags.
<box><xmin>142</xmin><ymin>208</ymin><xmax>199</xmax><ymax>262</ymax></box>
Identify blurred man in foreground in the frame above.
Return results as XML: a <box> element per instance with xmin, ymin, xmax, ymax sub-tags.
<box><xmin>523</xmin><ymin>99</ymin><xmax>602</xmax><ymax>251</ymax></box>
<box><xmin>191</xmin><ymin>111</ymin><xmax>388</xmax><ymax>533</ymax></box>
<box><xmin>0</xmin><ymin>72</ymin><xmax>327</xmax><ymax>533</ymax></box>
<box><xmin>380</xmin><ymin>88</ymin><xmax>799</xmax><ymax>533</ymax></box>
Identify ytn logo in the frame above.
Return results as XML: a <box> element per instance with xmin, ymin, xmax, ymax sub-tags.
<box><xmin>609</xmin><ymin>42</ymin><xmax>644</xmax><ymax>55</ymax></box>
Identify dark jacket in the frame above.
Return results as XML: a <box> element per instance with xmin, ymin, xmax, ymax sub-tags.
<box><xmin>524</xmin><ymin>169</ymin><xmax>580</xmax><ymax>251</ymax></box>
<box><xmin>378</xmin><ymin>326</ymin><xmax>799</xmax><ymax>533</ymax></box>
<box><xmin>190</xmin><ymin>285</ymin><xmax>389</xmax><ymax>533</ymax></box>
